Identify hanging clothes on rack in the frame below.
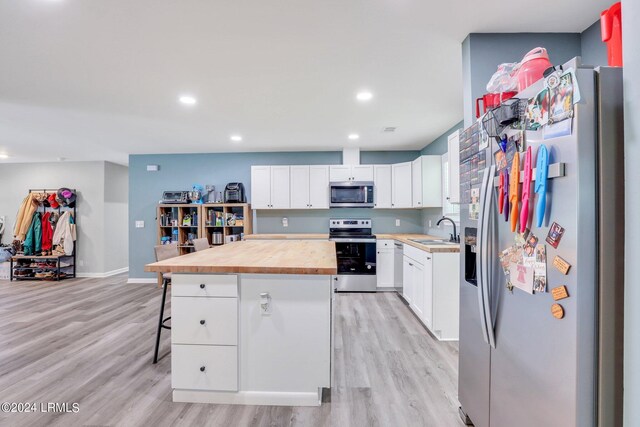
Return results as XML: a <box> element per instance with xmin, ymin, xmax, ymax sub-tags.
<box><xmin>14</xmin><ymin>193</ymin><xmax>39</xmax><ymax>241</ymax></box>
<box><xmin>52</xmin><ymin>211</ymin><xmax>75</xmax><ymax>256</ymax></box>
<box><xmin>41</xmin><ymin>212</ymin><xmax>53</xmax><ymax>255</ymax></box>
<box><xmin>23</xmin><ymin>212</ymin><xmax>42</xmax><ymax>256</ymax></box>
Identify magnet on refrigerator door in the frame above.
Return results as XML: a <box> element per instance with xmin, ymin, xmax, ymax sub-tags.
<box><xmin>551</xmin><ymin>285</ymin><xmax>569</xmax><ymax>301</ymax></box>
<box><xmin>509</xmin><ymin>153</ymin><xmax>520</xmax><ymax>232</ymax></box>
<box><xmin>534</xmin><ymin>145</ymin><xmax>549</xmax><ymax>227</ymax></box>
<box><xmin>545</xmin><ymin>222</ymin><xmax>566</xmax><ymax>248</ymax></box>
<box><xmin>553</xmin><ymin>255</ymin><xmax>571</xmax><ymax>275</ymax></box>
<box><xmin>551</xmin><ymin>303</ymin><xmax>565</xmax><ymax>319</ymax></box>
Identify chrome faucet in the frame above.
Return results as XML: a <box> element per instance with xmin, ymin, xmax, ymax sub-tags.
<box><xmin>436</xmin><ymin>216</ymin><xmax>459</xmax><ymax>243</ymax></box>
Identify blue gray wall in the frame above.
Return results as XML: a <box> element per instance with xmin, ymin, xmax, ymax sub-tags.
<box><xmin>462</xmin><ymin>33</ymin><xmax>583</xmax><ymax>127</ymax></box>
<box><xmin>421</xmin><ymin>120</ymin><xmax>464</xmax><ymax>156</ymax></box>
<box><xmin>580</xmin><ymin>21</ymin><xmax>608</xmax><ymax>67</ymax></box>
<box><xmin>623</xmin><ymin>0</ymin><xmax>639</xmax><ymax>423</ymax></box>
<box><xmin>129</xmin><ymin>150</ymin><xmax>421</xmax><ymax>279</ymax></box>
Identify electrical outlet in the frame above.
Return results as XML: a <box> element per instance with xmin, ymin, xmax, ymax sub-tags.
<box><xmin>429</xmin><ymin>220</ymin><xmax>432</xmax><ymax>228</ymax></box>
<box><xmin>135</xmin><ymin>220</ymin><xmax>145</xmax><ymax>228</ymax></box>
<box><xmin>282</xmin><ymin>217</ymin><xmax>288</xmax><ymax>227</ymax></box>
<box><xmin>395</xmin><ymin>219</ymin><xmax>400</xmax><ymax>227</ymax></box>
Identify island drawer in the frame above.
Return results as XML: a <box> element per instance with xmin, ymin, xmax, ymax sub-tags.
<box><xmin>172</xmin><ymin>344</ymin><xmax>238</xmax><ymax>391</ymax></box>
<box><xmin>172</xmin><ymin>274</ymin><xmax>238</xmax><ymax>297</ymax></box>
<box><xmin>172</xmin><ymin>297</ymin><xmax>238</xmax><ymax>345</ymax></box>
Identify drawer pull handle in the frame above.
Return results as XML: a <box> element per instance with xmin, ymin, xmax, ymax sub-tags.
<box><xmin>200</xmin><ymin>320</ymin><xmax>206</xmax><ymax>325</ymax></box>
<box><xmin>200</xmin><ymin>366</ymin><xmax>206</xmax><ymax>372</ymax></box>
<box><xmin>199</xmin><ymin>284</ymin><xmax>205</xmax><ymax>289</ymax></box>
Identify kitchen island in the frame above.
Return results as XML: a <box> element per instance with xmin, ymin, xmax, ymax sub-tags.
<box><xmin>145</xmin><ymin>240</ymin><xmax>337</xmax><ymax>407</ymax></box>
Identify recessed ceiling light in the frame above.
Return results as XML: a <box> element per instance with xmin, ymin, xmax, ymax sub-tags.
<box><xmin>0</xmin><ymin>154</ymin><xmax>8</xmax><ymax>159</ymax></box>
<box><xmin>230</xmin><ymin>135</ymin><xmax>243</xmax><ymax>142</ymax></box>
<box><xmin>356</xmin><ymin>91</ymin><xmax>373</xmax><ymax>102</ymax></box>
<box><xmin>178</xmin><ymin>95</ymin><xmax>197</xmax><ymax>105</ymax></box>
<box><xmin>348</xmin><ymin>134</ymin><xmax>360</xmax><ymax>140</ymax></box>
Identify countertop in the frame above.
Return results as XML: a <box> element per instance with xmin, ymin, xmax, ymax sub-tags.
<box><xmin>145</xmin><ymin>240</ymin><xmax>337</xmax><ymax>275</ymax></box>
<box><xmin>244</xmin><ymin>233</ymin><xmax>460</xmax><ymax>253</ymax></box>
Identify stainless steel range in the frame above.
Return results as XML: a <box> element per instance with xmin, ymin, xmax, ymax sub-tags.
<box><xmin>329</xmin><ymin>219</ymin><xmax>376</xmax><ymax>292</ymax></box>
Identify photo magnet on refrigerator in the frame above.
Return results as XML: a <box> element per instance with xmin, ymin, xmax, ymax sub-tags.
<box><xmin>546</xmin><ymin>222</ymin><xmax>565</xmax><ymax>248</ymax></box>
<box><xmin>553</xmin><ymin>256</ymin><xmax>571</xmax><ymax>275</ymax></box>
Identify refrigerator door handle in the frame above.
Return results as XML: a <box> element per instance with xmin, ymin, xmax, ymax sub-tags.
<box><xmin>480</xmin><ymin>165</ymin><xmax>497</xmax><ymax>348</ymax></box>
<box><xmin>476</xmin><ymin>166</ymin><xmax>492</xmax><ymax>346</ymax></box>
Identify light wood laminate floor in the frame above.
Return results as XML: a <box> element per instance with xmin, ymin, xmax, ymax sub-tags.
<box><xmin>0</xmin><ymin>275</ymin><xmax>463</xmax><ymax>427</ymax></box>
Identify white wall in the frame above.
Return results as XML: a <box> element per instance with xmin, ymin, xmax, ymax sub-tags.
<box><xmin>104</xmin><ymin>162</ymin><xmax>129</xmax><ymax>273</ymax></box>
<box><xmin>623</xmin><ymin>0</ymin><xmax>639</xmax><ymax>425</ymax></box>
<box><xmin>0</xmin><ymin>161</ymin><xmax>128</xmax><ymax>276</ymax></box>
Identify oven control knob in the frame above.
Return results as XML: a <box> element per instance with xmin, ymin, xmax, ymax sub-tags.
<box><xmin>367</xmin><ymin>265</ymin><xmax>372</xmax><ymax>269</ymax></box>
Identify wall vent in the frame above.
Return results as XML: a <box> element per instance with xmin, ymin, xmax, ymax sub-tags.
<box><xmin>382</xmin><ymin>127</ymin><xmax>397</xmax><ymax>133</ymax></box>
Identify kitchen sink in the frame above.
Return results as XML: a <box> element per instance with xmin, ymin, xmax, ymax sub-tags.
<box><xmin>409</xmin><ymin>239</ymin><xmax>458</xmax><ymax>245</ymax></box>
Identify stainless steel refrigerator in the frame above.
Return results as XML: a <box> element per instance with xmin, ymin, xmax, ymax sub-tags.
<box><xmin>458</xmin><ymin>58</ymin><xmax>624</xmax><ymax>427</ymax></box>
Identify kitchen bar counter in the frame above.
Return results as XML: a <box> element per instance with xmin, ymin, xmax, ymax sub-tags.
<box><xmin>244</xmin><ymin>233</ymin><xmax>329</xmax><ymax>240</ymax></box>
<box><xmin>244</xmin><ymin>233</ymin><xmax>460</xmax><ymax>253</ymax></box>
<box><xmin>145</xmin><ymin>240</ymin><xmax>337</xmax><ymax>275</ymax></box>
<box><xmin>145</xmin><ymin>240</ymin><xmax>335</xmax><ymax>407</ymax></box>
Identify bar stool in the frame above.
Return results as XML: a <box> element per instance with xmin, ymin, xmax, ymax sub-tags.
<box><xmin>192</xmin><ymin>237</ymin><xmax>210</xmax><ymax>252</ymax></box>
<box><xmin>153</xmin><ymin>243</ymin><xmax>178</xmax><ymax>364</ymax></box>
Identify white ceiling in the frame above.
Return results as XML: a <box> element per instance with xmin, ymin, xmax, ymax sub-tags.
<box><xmin>0</xmin><ymin>0</ymin><xmax>608</xmax><ymax>164</ymax></box>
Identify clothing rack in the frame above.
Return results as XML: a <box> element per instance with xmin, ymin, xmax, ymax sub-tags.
<box><xmin>10</xmin><ymin>189</ymin><xmax>78</xmax><ymax>281</ymax></box>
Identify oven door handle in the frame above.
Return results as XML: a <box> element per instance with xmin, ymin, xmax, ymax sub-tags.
<box><xmin>329</xmin><ymin>238</ymin><xmax>376</xmax><ymax>243</ymax></box>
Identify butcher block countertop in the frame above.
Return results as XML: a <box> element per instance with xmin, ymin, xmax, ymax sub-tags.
<box><xmin>245</xmin><ymin>233</ymin><xmax>460</xmax><ymax>253</ymax></box>
<box><xmin>244</xmin><ymin>233</ymin><xmax>329</xmax><ymax>240</ymax></box>
<box><xmin>377</xmin><ymin>234</ymin><xmax>460</xmax><ymax>253</ymax></box>
<box><xmin>145</xmin><ymin>240</ymin><xmax>337</xmax><ymax>275</ymax></box>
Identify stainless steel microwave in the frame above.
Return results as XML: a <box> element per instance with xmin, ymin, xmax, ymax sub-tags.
<box><xmin>329</xmin><ymin>181</ymin><xmax>374</xmax><ymax>208</ymax></box>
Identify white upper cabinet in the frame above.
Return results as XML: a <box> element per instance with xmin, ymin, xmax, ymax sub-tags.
<box><xmin>412</xmin><ymin>156</ymin><xmax>442</xmax><ymax>208</ymax></box>
<box><xmin>250</xmin><ymin>166</ymin><xmax>290</xmax><ymax>209</ymax></box>
<box><xmin>441</xmin><ymin>154</ymin><xmax>460</xmax><ymax>216</ymax></box>
<box><xmin>290</xmin><ymin>166</ymin><xmax>311</xmax><ymax>209</ymax></box>
<box><xmin>329</xmin><ymin>165</ymin><xmax>351</xmax><ymax>182</ymax></box>
<box><xmin>447</xmin><ymin>130</ymin><xmax>461</xmax><ymax>204</ymax></box>
<box><xmin>250</xmin><ymin>166</ymin><xmax>272</xmax><ymax>209</ymax></box>
<box><xmin>373</xmin><ymin>165</ymin><xmax>392</xmax><ymax>209</ymax></box>
<box><xmin>329</xmin><ymin>165</ymin><xmax>373</xmax><ymax>182</ymax></box>
<box><xmin>392</xmin><ymin>162</ymin><xmax>412</xmax><ymax>208</ymax></box>
<box><xmin>351</xmin><ymin>165</ymin><xmax>374</xmax><ymax>181</ymax></box>
<box><xmin>308</xmin><ymin>165</ymin><xmax>330</xmax><ymax>209</ymax></box>
<box><xmin>412</xmin><ymin>157</ymin><xmax>423</xmax><ymax>208</ymax></box>
<box><xmin>270</xmin><ymin>166</ymin><xmax>291</xmax><ymax>208</ymax></box>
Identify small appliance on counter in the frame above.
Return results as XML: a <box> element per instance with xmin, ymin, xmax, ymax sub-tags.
<box><xmin>224</xmin><ymin>182</ymin><xmax>246</xmax><ymax>203</ymax></box>
<box><xmin>188</xmin><ymin>184</ymin><xmax>205</xmax><ymax>204</ymax></box>
<box><xmin>161</xmin><ymin>191</ymin><xmax>189</xmax><ymax>204</ymax></box>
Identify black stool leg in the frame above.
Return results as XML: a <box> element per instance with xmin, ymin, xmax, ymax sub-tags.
<box><xmin>153</xmin><ymin>279</ymin><xmax>169</xmax><ymax>364</ymax></box>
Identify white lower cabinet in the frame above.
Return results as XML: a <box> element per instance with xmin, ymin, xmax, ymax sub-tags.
<box><xmin>172</xmin><ymin>297</ymin><xmax>238</xmax><ymax>345</ymax></box>
<box><xmin>402</xmin><ymin>255</ymin><xmax>413</xmax><ymax>305</ymax></box>
<box><xmin>172</xmin><ymin>274</ymin><xmax>239</xmax><ymax>392</ymax></box>
<box><xmin>403</xmin><ymin>245</ymin><xmax>460</xmax><ymax>341</ymax></box>
<box><xmin>172</xmin><ymin>345</ymin><xmax>238</xmax><ymax>391</ymax></box>
<box><xmin>410</xmin><ymin>260</ymin><xmax>425</xmax><ymax>320</ymax></box>
<box><xmin>376</xmin><ymin>240</ymin><xmax>395</xmax><ymax>288</ymax></box>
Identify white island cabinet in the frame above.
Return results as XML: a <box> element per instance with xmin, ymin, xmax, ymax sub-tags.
<box><xmin>146</xmin><ymin>240</ymin><xmax>336</xmax><ymax>407</ymax></box>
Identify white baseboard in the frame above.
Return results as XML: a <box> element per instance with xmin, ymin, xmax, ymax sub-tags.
<box><xmin>173</xmin><ymin>389</ymin><xmax>322</xmax><ymax>407</ymax></box>
<box><xmin>127</xmin><ymin>278</ymin><xmax>158</xmax><ymax>284</ymax></box>
<box><xmin>77</xmin><ymin>267</ymin><xmax>129</xmax><ymax>278</ymax></box>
